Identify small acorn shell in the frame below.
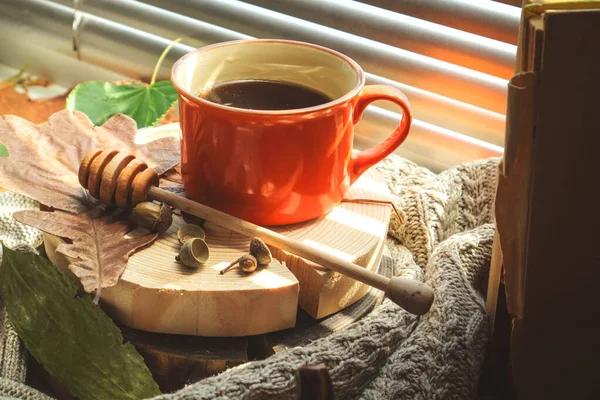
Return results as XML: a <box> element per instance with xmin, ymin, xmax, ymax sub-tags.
<box><xmin>175</xmin><ymin>238</ymin><xmax>210</xmax><ymax>268</ymax></box>
<box><xmin>250</xmin><ymin>238</ymin><xmax>272</xmax><ymax>265</ymax></box>
<box><xmin>177</xmin><ymin>223</ymin><xmax>206</xmax><ymax>244</ymax></box>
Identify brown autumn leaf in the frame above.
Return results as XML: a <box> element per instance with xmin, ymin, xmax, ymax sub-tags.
<box><xmin>13</xmin><ymin>206</ymin><xmax>157</xmax><ymax>301</ymax></box>
<box><xmin>0</xmin><ymin>109</ymin><xmax>181</xmax><ymax>297</ymax></box>
<box><xmin>160</xmin><ymin>163</ymin><xmax>183</xmax><ymax>187</ymax></box>
<box><xmin>0</xmin><ymin>109</ymin><xmax>180</xmax><ymax>213</ymax></box>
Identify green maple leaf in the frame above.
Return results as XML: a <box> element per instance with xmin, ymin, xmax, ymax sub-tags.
<box><xmin>0</xmin><ymin>244</ymin><xmax>161</xmax><ymax>400</ymax></box>
<box><xmin>65</xmin><ymin>38</ymin><xmax>181</xmax><ymax>129</ymax></box>
<box><xmin>0</xmin><ymin>144</ymin><xmax>7</xmax><ymax>157</ymax></box>
<box><xmin>66</xmin><ymin>80</ymin><xmax>178</xmax><ymax>128</ymax></box>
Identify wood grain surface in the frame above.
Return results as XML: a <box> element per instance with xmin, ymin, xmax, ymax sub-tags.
<box><xmin>45</xmin><ymin>170</ymin><xmax>393</xmax><ymax>336</ymax></box>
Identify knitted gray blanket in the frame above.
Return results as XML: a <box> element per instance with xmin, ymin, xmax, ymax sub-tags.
<box><xmin>0</xmin><ymin>155</ymin><xmax>498</xmax><ymax>400</ymax></box>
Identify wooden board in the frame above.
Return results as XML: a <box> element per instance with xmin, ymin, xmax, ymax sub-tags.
<box><xmin>135</xmin><ymin>248</ymin><xmax>393</xmax><ymax>393</ymax></box>
<box><xmin>270</xmin><ymin>171</ymin><xmax>392</xmax><ymax>318</ymax></box>
<box><xmin>44</xmin><ymin>170</ymin><xmax>392</xmax><ymax>336</ymax></box>
<box><xmin>266</xmin><ymin>246</ymin><xmax>393</xmax><ymax>353</ymax></box>
<box><xmin>44</xmin><ymin>220</ymin><xmax>300</xmax><ymax>337</ymax></box>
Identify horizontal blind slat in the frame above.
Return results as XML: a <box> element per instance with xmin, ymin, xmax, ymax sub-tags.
<box><xmin>50</xmin><ymin>0</ymin><xmax>252</xmax><ymax>46</ymax></box>
<box><xmin>1</xmin><ymin>0</ymin><xmax>504</xmax><ymax>171</ymax></box>
<box><xmin>2</xmin><ymin>0</ymin><xmax>189</xmax><ymax>86</ymax></box>
<box><xmin>358</xmin><ymin>107</ymin><xmax>503</xmax><ymax>172</ymax></box>
<box><xmin>365</xmin><ymin>74</ymin><xmax>506</xmax><ymax>146</ymax></box>
<box><xmin>46</xmin><ymin>0</ymin><xmax>507</xmax><ymax>145</ymax></box>
<box><xmin>139</xmin><ymin>0</ymin><xmax>509</xmax><ymax>114</ymax></box>
<box><xmin>359</xmin><ymin>0</ymin><xmax>521</xmax><ymax>45</ymax></box>
<box><xmin>242</xmin><ymin>0</ymin><xmax>517</xmax><ymax>80</ymax></box>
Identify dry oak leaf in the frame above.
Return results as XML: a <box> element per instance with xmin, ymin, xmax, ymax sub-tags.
<box><xmin>0</xmin><ymin>109</ymin><xmax>180</xmax><ymax>213</ymax></box>
<box><xmin>13</xmin><ymin>205</ymin><xmax>157</xmax><ymax>300</ymax></box>
<box><xmin>1</xmin><ymin>110</ymin><xmax>180</xmax><ymax>297</ymax></box>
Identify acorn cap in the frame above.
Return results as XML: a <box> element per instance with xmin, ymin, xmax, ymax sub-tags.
<box><xmin>177</xmin><ymin>223</ymin><xmax>206</xmax><ymax>244</ymax></box>
<box><xmin>175</xmin><ymin>238</ymin><xmax>210</xmax><ymax>268</ymax></box>
<box><xmin>250</xmin><ymin>238</ymin><xmax>272</xmax><ymax>265</ymax></box>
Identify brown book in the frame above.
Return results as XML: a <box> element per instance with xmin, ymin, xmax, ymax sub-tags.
<box><xmin>493</xmin><ymin>1</ymin><xmax>600</xmax><ymax>399</ymax></box>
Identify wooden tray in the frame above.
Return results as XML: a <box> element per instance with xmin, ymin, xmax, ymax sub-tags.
<box><xmin>44</xmin><ymin>170</ymin><xmax>392</xmax><ymax>337</ymax></box>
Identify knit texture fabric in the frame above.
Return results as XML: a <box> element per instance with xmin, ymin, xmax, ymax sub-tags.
<box><xmin>0</xmin><ymin>155</ymin><xmax>498</xmax><ymax>400</ymax></box>
<box><xmin>0</xmin><ymin>193</ymin><xmax>50</xmax><ymax>400</ymax></box>
<box><xmin>0</xmin><ymin>192</ymin><xmax>42</xmax><ymax>251</ymax></box>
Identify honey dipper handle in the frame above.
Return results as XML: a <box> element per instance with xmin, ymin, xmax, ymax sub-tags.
<box><xmin>149</xmin><ymin>187</ymin><xmax>434</xmax><ymax>315</ymax></box>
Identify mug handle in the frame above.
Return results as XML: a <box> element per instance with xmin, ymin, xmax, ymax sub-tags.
<box><xmin>348</xmin><ymin>85</ymin><xmax>412</xmax><ymax>184</ymax></box>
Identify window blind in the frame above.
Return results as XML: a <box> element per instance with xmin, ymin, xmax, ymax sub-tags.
<box><xmin>360</xmin><ymin>0</ymin><xmax>520</xmax><ymax>45</ymax></box>
<box><xmin>0</xmin><ymin>0</ymin><xmax>519</xmax><ymax>172</ymax></box>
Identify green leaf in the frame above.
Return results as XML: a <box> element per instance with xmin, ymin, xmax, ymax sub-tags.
<box><xmin>0</xmin><ymin>144</ymin><xmax>7</xmax><ymax>157</ymax></box>
<box><xmin>0</xmin><ymin>244</ymin><xmax>161</xmax><ymax>400</ymax></box>
<box><xmin>65</xmin><ymin>80</ymin><xmax>178</xmax><ymax>128</ymax></box>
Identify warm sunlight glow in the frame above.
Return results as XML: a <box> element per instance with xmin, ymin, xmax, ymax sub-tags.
<box><xmin>209</xmin><ymin>261</ymin><xmax>232</xmax><ymax>273</ymax></box>
<box><xmin>246</xmin><ymin>268</ymin><xmax>295</xmax><ymax>288</ymax></box>
<box><xmin>326</xmin><ymin>207</ymin><xmax>386</xmax><ymax>236</ymax></box>
<box><xmin>135</xmin><ymin>122</ymin><xmax>181</xmax><ymax>144</ymax></box>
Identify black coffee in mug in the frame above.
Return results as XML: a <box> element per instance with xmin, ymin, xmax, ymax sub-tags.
<box><xmin>198</xmin><ymin>79</ymin><xmax>332</xmax><ymax>110</ymax></box>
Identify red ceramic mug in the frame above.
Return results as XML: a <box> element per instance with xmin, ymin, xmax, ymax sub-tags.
<box><xmin>171</xmin><ymin>39</ymin><xmax>412</xmax><ymax>226</ymax></box>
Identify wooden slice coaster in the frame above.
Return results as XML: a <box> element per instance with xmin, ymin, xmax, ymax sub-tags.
<box><xmin>105</xmin><ymin>217</ymin><xmax>299</xmax><ymax>337</ymax></box>
<box><xmin>131</xmin><ymin>248</ymin><xmax>393</xmax><ymax>392</ymax></box>
<box><xmin>44</xmin><ymin>216</ymin><xmax>300</xmax><ymax>338</ymax></box>
<box><xmin>45</xmin><ymin>169</ymin><xmax>393</xmax><ymax>336</ymax></box>
<box><xmin>270</xmin><ymin>170</ymin><xmax>393</xmax><ymax>319</ymax></box>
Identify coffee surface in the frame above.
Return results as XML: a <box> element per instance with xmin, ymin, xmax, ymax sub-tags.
<box><xmin>199</xmin><ymin>79</ymin><xmax>332</xmax><ymax>110</ymax></box>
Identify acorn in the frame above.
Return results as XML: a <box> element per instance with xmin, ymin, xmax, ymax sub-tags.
<box><xmin>175</xmin><ymin>238</ymin><xmax>210</xmax><ymax>268</ymax></box>
<box><xmin>177</xmin><ymin>223</ymin><xmax>206</xmax><ymax>244</ymax></box>
<box><xmin>220</xmin><ymin>254</ymin><xmax>257</xmax><ymax>275</ymax></box>
<box><xmin>250</xmin><ymin>238</ymin><xmax>272</xmax><ymax>265</ymax></box>
<box><xmin>131</xmin><ymin>202</ymin><xmax>172</xmax><ymax>234</ymax></box>
<box><xmin>220</xmin><ymin>237</ymin><xmax>272</xmax><ymax>275</ymax></box>
<box><xmin>239</xmin><ymin>254</ymin><xmax>258</xmax><ymax>273</ymax></box>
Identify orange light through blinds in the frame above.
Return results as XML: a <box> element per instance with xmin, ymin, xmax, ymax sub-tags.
<box><xmin>0</xmin><ymin>0</ymin><xmax>520</xmax><ymax>171</ymax></box>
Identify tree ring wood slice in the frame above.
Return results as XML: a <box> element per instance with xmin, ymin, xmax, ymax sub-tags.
<box><xmin>99</xmin><ymin>153</ymin><xmax>136</xmax><ymax>206</ymax></box>
<box><xmin>266</xmin><ymin>246</ymin><xmax>394</xmax><ymax>353</ymax></box>
<box><xmin>115</xmin><ymin>248</ymin><xmax>393</xmax><ymax>393</ymax></box>
<box><xmin>44</xmin><ymin>215</ymin><xmax>300</xmax><ymax>337</ymax></box>
<box><xmin>44</xmin><ymin>168</ymin><xmax>392</xmax><ymax>335</ymax></box>
<box><xmin>269</xmin><ymin>170</ymin><xmax>393</xmax><ymax>319</ymax></box>
<box><xmin>125</xmin><ymin>248</ymin><xmax>395</xmax><ymax>392</ymax></box>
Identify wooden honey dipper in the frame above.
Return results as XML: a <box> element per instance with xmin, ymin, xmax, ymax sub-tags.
<box><xmin>79</xmin><ymin>149</ymin><xmax>435</xmax><ymax>315</ymax></box>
